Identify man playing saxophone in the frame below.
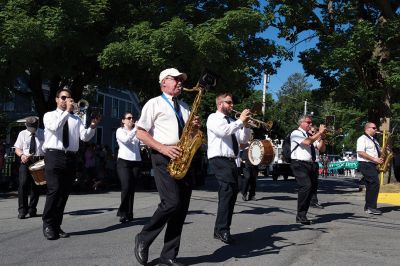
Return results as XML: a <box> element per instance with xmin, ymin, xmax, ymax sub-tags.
<box><xmin>207</xmin><ymin>92</ymin><xmax>251</xmax><ymax>244</ymax></box>
<box><xmin>356</xmin><ymin>122</ymin><xmax>384</xmax><ymax>215</ymax></box>
<box><xmin>134</xmin><ymin>68</ymin><xmax>200</xmax><ymax>266</ymax></box>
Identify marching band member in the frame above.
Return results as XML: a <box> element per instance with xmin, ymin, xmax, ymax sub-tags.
<box><xmin>14</xmin><ymin>116</ymin><xmax>44</xmax><ymax>219</ymax></box>
<box><xmin>207</xmin><ymin>92</ymin><xmax>251</xmax><ymax>244</ymax></box>
<box><xmin>116</xmin><ymin>112</ymin><xmax>142</xmax><ymax>223</ymax></box>
<box><xmin>308</xmin><ymin>126</ymin><xmax>326</xmax><ymax>209</ymax></box>
<box><xmin>42</xmin><ymin>87</ymin><xmax>99</xmax><ymax>240</ymax></box>
<box><xmin>357</xmin><ymin>122</ymin><xmax>383</xmax><ymax>215</ymax></box>
<box><xmin>290</xmin><ymin>115</ymin><xmax>326</xmax><ymax>225</ymax></box>
<box><xmin>134</xmin><ymin>68</ymin><xmax>200</xmax><ymax>266</ymax></box>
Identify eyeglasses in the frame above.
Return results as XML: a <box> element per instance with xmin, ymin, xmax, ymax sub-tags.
<box><xmin>125</xmin><ymin>117</ymin><xmax>133</xmax><ymax>120</ymax></box>
<box><xmin>223</xmin><ymin>100</ymin><xmax>233</xmax><ymax>105</ymax></box>
<box><xmin>58</xmin><ymin>95</ymin><xmax>69</xmax><ymax>101</ymax></box>
<box><xmin>369</xmin><ymin>127</ymin><xmax>376</xmax><ymax>129</ymax></box>
<box><xmin>303</xmin><ymin>121</ymin><xmax>312</xmax><ymax>124</ymax></box>
<box><xmin>165</xmin><ymin>76</ymin><xmax>183</xmax><ymax>82</ymax></box>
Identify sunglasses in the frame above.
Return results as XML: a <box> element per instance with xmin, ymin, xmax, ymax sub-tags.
<box><xmin>370</xmin><ymin>127</ymin><xmax>376</xmax><ymax>129</ymax></box>
<box><xmin>125</xmin><ymin>117</ymin><xmax>134</xmax><ymax>120</ymax></box>
<box><xmin>223</xmin><ymin>100</ymin><xmax>233</xmax><ymax>105</ymax></box>
<box><xmin>303</xmin><ymin>121</ymin><xmax>312</xmax><ymax>124</ymax></box>
<box><xmin>58</xmin><ymin>95</ymin><xmax>69</xmax><ymax>101</ymax></box>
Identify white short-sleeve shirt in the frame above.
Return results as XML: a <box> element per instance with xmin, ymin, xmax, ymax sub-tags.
<box><xmin>357</xmin><ymin>134</ymin><xmax>380</xmax><ymax>162</ymax></box>
<box><xmin>290</xmin><ymin>128</ymin><xmax>313</xmax><ymax>162</ymax></box>
<box><xmin>136</xmin><ymin>93</ymin><xmax>189</xmax><ymax>145</ymax></box>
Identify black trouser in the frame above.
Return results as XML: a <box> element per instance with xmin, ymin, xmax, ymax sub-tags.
<box><xmin>310</xmin><ymin>162</ymin><xmax>320</xmax><ymax>204</ymax></box>
<box><xmin>240</xmin><ymin>162</ymin><xmax>257</xmax><ymax>198</ymax></box>
<box><xmin>358</xmin><ymin>161</ymin><xmax>380</xmax><ymax>209</ymax></box>
<box><xmin>42</xmin><ymin>150</ymin><xmax>76</xmax><ymax>230</ymax></box>
<box><xmin>116</xmin><ymin>158</ymin><xmax>141</xmax><ymax>219</ymax></box>
<box><xmin>290</xmin><ymin>160</ymin><xmax>317</xmax><ymax>217</ymax></box>
<box><xmin>18</xmin><ymin>161</ymin><xmax>40</xmax><ymax>215</ymax></box>
<box><xmin>209</xmin><ymin>157</ymin><xmax>239</xmax><ymax>234</ymax></box>
<box><xmin>139</xmin><ymin>152</ymin><xmax>192</xmax><ymax>260</ymax></box>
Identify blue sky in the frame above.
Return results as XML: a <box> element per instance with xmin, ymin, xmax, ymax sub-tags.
<box><xmin>254</xmin><ymin>1</ymin><xmax>320</xmax><ymax>99</ymax></box>
<box><xmin>254</xmin><ymin>27</ymin><xmax>320</xmax><ymax>99</ymax></box>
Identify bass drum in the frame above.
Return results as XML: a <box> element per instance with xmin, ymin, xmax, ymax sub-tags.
<box><xmin>248</xmin><ymin>139</ymin><xmax>275</xmax><ymax>166</ymax></box>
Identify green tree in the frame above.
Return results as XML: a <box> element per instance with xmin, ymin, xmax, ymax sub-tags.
<box><xmin>0</xmin><ymin>0</ymin><xmax>110</xmax><ymax>119</ymax></box>
<box><xmin>265</xmin><ymin>0</ymin><xmax>400</xmax><ymax>127</ymax></box>
<box><xmin>273</xmin><ymin>73</ymin><xmax>312</xmax><ymax>137</ymax></box>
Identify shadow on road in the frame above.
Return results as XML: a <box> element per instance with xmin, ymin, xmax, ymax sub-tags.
<box><xmin>66</xmin><ymin>207</ymin><xmax>117</xmax><ymax>216</ymax></box>
<box><xmin>179</xmin><ymin>224</ymin><xmax>322</xmax><ymax>265</ymax></box>
<box><xmin>68</xmin><ymin>216</ymin><xmax>150</xmax><ymax>236</ymax></box>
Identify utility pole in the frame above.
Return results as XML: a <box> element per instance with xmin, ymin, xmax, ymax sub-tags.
<box><xmin>304</xmin><ymin>99</ymin><xmax>307</xmax><ymax>115</ymax></box>
<box><xmin>262</xmin><ymin>70</ymin><xmax>269</xmax><ymax>117</ymax></box>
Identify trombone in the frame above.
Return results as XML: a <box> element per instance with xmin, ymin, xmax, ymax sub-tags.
<box><xmin>231</xmin><ymin>109</ymin><xmax>273</xmax><ymax>130</ymax></box>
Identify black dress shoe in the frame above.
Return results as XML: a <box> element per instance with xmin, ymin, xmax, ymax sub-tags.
<box><xmin>241</xmin><ymin>194</ymin><xmax>248</xmax><ymax>201</ymax></box>
<box><xmin>248</xmin><ymin>196</ymin><xmax>256</xmax><ymax>201</ymax></box>
<box><xmin>310</xmin><ymin>202</ymin><xmax>324</xmax><ymax>209</ymax></box>
<box><xmin>43</xmin><ymin>227</ymin><xmax>59</xmax><ymax>240</ymax></box>
<box><xmin>296</xmin><ymin>215</ymin><xmax>313</xmax><ymax>225</ymax></box>
<box><xmin>28</xmin><ymin>212</ymin><xmax>37</xmax><ymax>218</ymax></box>
<box><xmin>134</xmin><ymin>234</ymin><xmax>148</xmax><ymax>265</ymax></box>
<box><xmin>213</xmin><ymin>231</ymin><xmax>234</xmax><ymax>244</ymax></box>
<box><xmin>119</xmin><ymin>217</ymin><xmax>129</xmax><ymax>223</ymax></box>
<box><xmin>58</xmin><ymin>228</ymin><xmax>70</xmax><ymax>238</ymax></box>
<box><xmin>18</xmin><ymin>213</ymin><xmax>26</xmax><ymax>219</ymax></box>
<box><xmin>158</xmin><ymin>257</ymin><xmax>185</xmax><ymax>266</ymax></box>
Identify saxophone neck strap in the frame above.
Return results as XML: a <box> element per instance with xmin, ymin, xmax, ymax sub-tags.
<box><xmin>364</xmin><ymin>133</ymin><xmax>381</xmax><ymax>157</ymax></box>
<box><xmin>161</xmin><ymin>93</ymin><xmax>185</xmax><ymax>128</ymax></box>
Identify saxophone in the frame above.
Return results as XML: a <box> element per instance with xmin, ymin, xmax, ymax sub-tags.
<box><xmin>167</xmin><ymin>85</ymin><xmax>205</xmax><ymax>179</ymax></box>
<box><xmin>377</xmin><ymin>130</ymin><xmax>393</xmax><ymax>172</ymax></box>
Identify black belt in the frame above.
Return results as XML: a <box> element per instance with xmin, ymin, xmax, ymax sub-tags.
<box><xmin>210</xmin><ymin>156</ymin><xmax>236</xmax><ymax>162</ymax></box>
<box><xmin>46</xmin><ymin>149</ymin><xmax>77</xmax><ymax>156</ymax></box>
<box><xmin>292</xmin><ymin>159</ymin><xmax>314</xmax><ymax>164</ymax></box>
<box><xmin>31</xmin><ymin>156</ymin><xmax>44</xmax><ymax>160</ymax></box>
<box><xmin>359</xmin><ymin>161</ymin><xmax>375</xmax><ymax>165</ymax></box>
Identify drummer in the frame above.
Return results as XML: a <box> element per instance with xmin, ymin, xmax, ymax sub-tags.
<box><xmin>14</xmin><ymin>116</ymin><xmax>45</xmax><ymax>219</ymax></box>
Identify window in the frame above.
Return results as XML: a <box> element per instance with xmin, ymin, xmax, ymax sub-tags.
<box><xmin>97</xmin><ymin>94</ymin><xmax>105</xmax><ymax>115</ymax></box>
<box><xmin>112</xmin><ymin>98</ymin><xmax>119</xmax><ymax>118</ymax></box>
<box><xmin>126</xmin><ymin>102</ymin><xmax>132</xmax><ymax>113</ymax></box>
<box><xmin>95</xmin><ymin>127</ymin><xmax>103</xmax><ymax>145</ymax></box>
<box><xmin>119</xmin><ymin>101</ymin><xmax>125</xmax><ymax>118</ymax></box>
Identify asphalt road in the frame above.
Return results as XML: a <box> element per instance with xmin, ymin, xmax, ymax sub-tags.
<box><xmin>1</xmin><ymin>175</ymin><xmax>399</xmax><ymax>266</ymax></box>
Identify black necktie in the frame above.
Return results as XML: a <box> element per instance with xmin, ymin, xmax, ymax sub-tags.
<box><xmin>63</xmin><ymin>119</ymin><xmax>69</xmax><ymax>148</ymax></box>
<box><xmin>172</xmin><ymin>97</ymin><xmax>185</xmax><ymax>137</ymax></box>
<box><xmin>364</xmin><ymin>133</ymin><xmax>381</xmax><ymax>157</ymax></box>
<box><xmin>29</xmin><ymin>133</ymin><xmax>36</xmax><ymax>155</ymax></box>
<box><xmin>224</xmin><ymin>116</ymin><xmax>239</xmax><ymax>156</ymax></box>
<box><xmin>308</xmin><ymin>133</ymin><xmax>316</xmax><ymax>161</ymax></box>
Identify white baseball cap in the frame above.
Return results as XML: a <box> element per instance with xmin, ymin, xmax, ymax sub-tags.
<box><xmin>159</xmin><ymin>68</ymin><xmax>187</xmax><ymax>83</ymax></box>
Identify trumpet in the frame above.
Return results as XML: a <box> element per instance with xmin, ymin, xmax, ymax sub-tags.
<box><xmin>73</xmin><ymin>99</ymin><xmax>89</xmax><ymax>117</ymax></box>
<box><xmin>72</xmin><ymin>99</ymin><xmax>90</xmax><ymax>124</ymax></box>
<box><xmin>231</xmin><ymin>109</ymin><xmax>273</xmax><ymax>130</ymax></box>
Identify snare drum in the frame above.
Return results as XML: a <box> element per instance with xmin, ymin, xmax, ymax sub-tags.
<box><xmin>248</xmin><ymin>139</ymin><xmax>275</xmax><ymax>166</ymax></box>
<box><xmin>29</xmin><ymin>160</ymin><xmax>46</xmax><ymax>185</ymax></box>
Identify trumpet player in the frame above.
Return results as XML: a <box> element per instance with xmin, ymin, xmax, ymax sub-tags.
<box><xmin>308</xmin><ymin>126</ymin><xmax>326</xmax><ymax>209</ymax></box>
<box><xmin>41</xmin><ymin>87</ymin><xmax>100</xmax><ymax>240</ymax></box>
<box><xmin>356</xmin><ymin>122</ymin><xmax>383</xmax><ymax>215</ymax></box>
<box><xmin>14</xmin><ymin>116</ymin><xmax>45</xmax><ymax>219</ymax></box>
<box><xmin>207</xmin><ymin>92</ymin><xmax>251</xmax><ymax>244</ymax></box>
<box><xmin>290</xmin><ymin>115</ymin><xmax>326</xmax><ymax>225</ymax></box>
